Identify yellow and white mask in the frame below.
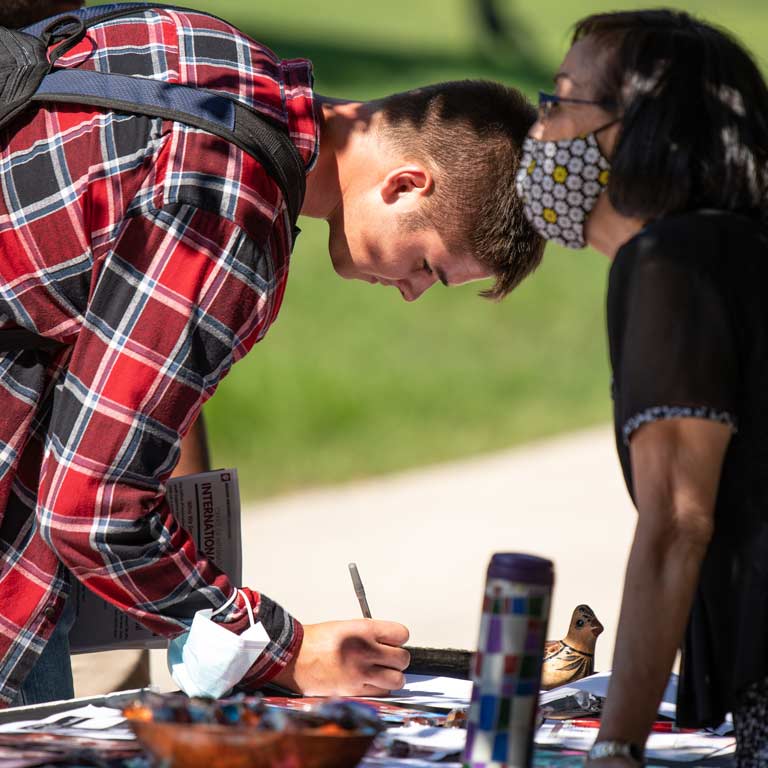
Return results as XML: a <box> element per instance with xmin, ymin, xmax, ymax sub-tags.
<box><xmin>515</xmin><ymin>132</ymin><xmax>611</xmax><ymax>249</ymax></box>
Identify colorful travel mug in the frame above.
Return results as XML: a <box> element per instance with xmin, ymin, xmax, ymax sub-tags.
<box><xmin>463</xmin><ymin>553</ymin><xmax>555</xmax><ymax>768</ymax></box>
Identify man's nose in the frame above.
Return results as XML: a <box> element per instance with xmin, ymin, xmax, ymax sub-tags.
<box><xmin>403</xmin><ymin>271</ymin><xmax>438</xmax><ymax>302</ymax></box>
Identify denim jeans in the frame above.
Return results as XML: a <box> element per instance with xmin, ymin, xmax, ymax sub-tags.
<box><xmin>12</xmin><ymin>594</ymin><xmax>76</xmax><ymax>706</ymax></box>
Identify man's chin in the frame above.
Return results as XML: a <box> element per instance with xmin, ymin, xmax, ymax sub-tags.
<box><xmin>347</xmin><ymin>273</ymin><xmax>377</xmax><ymax>285</ymax></box>
<box><xmin>330</xmin><ymin>263</ymin><xmax>357</xmax><ymax>281</ymax></box>
<box><xmin>327</xmin><ymin>252</ymin><xmax>366</xmax><ymax>283</ymax></box>
<box><xmin>326</xmin><ymin>240</ymin><xmax>372</xmax><ymax>283</ymax></box>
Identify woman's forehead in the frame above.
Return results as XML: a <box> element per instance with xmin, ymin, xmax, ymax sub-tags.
<box><xmin>557</xmin><ymin>38</ymin><xmax>612</xmax><ymax>97</ymax></box>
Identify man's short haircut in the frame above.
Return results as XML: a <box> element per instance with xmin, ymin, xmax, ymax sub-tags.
<box><xmin>0</xmin><ymin>0</ymin><xmax>65</xmax><ymax>27</ymax></box>
<box><xmin>573</xmin><ymin>10</ymin><xmax>768</xmax><ymax>223</ymax></box>
<box><xmin>379</xmin><ymin>80</ymin><xmax>544</xmax><ymax>300</ymax></box>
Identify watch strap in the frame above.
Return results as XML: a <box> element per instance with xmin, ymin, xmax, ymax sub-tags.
<box><xmin>588</xmin><ymin>740</ymin><xmax>644</xmax><ymax>766</ymax></box>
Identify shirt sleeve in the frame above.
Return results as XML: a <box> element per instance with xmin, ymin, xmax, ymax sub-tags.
<box><xmin>36</xmin><ymin>201</ymin><xmax>301</xmax><ymax>685</ymax></box>
<box><xmin>608</xmin><ymin>230</ymin><xmax>739</xmax><ymax>446</ymax></box>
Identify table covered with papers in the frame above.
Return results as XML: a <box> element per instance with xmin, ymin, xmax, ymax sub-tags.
<box><xmin>0</xmin><ymin>672</ymin><xmax>736</xmax><ymax>768</ymax></box>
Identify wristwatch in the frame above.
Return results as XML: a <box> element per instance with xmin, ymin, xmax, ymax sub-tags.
<box><xmin>588</xmin><ymin>740</ymin><xmax>644</xmax><ymax>766</ymax></box>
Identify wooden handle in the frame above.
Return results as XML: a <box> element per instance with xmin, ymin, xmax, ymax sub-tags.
<box><xmin>404</xmin><ymin>646</ymin><xmax>472</xmax><ymax>680</ymax></box>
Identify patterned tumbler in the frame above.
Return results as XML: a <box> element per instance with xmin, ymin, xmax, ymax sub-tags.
<box><xmin>463</xmin><ymin>553</ymin><xmax>555</xmax><ymax>768</ymax></box>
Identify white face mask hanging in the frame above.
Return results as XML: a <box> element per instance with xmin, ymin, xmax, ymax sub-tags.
<box><xmin>167</xmin><ymin>589</ymin><xmax>270</xmax><ymax>699</ymax></box>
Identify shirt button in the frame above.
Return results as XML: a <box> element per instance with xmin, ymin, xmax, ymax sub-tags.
<box><xmin>43</xmin><ymin>605</ymin><xmax>58</xmax><ymax>621</ymax></box>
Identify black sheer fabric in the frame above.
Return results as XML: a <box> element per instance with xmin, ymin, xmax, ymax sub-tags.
<box><xmin>608</xmin><ymin>210</ymin><xmax>768</xmax><ymax>727</ymax></box>
<box><xmin>733</xmin><ymin>676</ymin><xmax>768</xmax><ymax>768</ymax></box>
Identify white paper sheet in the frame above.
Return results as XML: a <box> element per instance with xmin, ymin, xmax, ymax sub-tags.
<box><xmin>382</xmin><ymin>675</ymin><xmax>473</xmax><ymax>711</ymax></box>
<box><xmin>70</xmin><ymin>469</ymin><xmax>242</xmax><ymax>653</ymax></box>
<box><xmin>645</xmin><ymin>731</ymin><xmax>736</xmax><ymax>762</ymax></box>
<box><xmin>539</xmin><ymin>671</ymin><xmax>678</xmax><ymax>719</ymax></box>
<box><xmin>383</xmin><ymin>724</ymin><xmax>466</xmax><ymax>752</ymax></box>
<box><xmin>0</xmin><ymin>705</ymin><xmax>133</xmax><ymax>741</ymax></box>
<box><xmin>535</xmin><ymin>721</ymin><xmax>735</xmax><ymax>763</ymax></box>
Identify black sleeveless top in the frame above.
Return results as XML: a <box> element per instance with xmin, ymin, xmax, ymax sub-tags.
<box><xmin>608</xmin><ymin>210</ymin><xmax>768</xmax><ymax>728</ymax></box>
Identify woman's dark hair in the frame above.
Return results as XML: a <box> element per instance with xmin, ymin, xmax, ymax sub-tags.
<box><xmin>573</xmin><ymin>10</ymin><xmax>768</xmax><ymax>221</ymax></box>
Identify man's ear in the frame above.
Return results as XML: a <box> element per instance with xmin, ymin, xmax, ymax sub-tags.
<box><xmin>380</xmin><ymin>165</ymin><xmax>433</xmax><ymax>206</ymax></box>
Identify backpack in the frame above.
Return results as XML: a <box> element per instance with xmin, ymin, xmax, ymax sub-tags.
<box><xmin>0</xmin><ymin>3</ymin><xmax>306</xmax><ymax>353</ymax></box>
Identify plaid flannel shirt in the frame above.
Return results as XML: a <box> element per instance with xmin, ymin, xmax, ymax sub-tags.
<box><xmin>0</xmin><ymin>5</ymin><xmax>319</xmax><ymax>705</ymax></box>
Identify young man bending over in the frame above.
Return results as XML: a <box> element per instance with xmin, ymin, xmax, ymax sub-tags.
<box><xmin>0</xmin><ymin>4</ymin><xmax>542</xmax><ymax>705</ymax></box>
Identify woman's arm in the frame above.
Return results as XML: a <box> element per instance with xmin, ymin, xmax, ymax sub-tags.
<box><xmin>590</xmin><ymin>416</ymin><xmax>732</xmax><ymax>765</ymax></box>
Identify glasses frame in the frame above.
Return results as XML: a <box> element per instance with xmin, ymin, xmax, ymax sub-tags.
<box><xmin>538</xmin><ymin>91</ymin><xmax>618</xmax><ymax>120</ymax></box>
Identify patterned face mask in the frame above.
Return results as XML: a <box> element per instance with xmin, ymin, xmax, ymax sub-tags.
<box><xmin>515</xmin><ymin>132</ymin><xmax>611</xmax><ymax>249</ymax></box>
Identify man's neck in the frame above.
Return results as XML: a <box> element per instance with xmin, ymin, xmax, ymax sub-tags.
<box><xmin>301</xmin><ymin>98</ymin><xmax>375</xmax><ymax>220</ymax></box>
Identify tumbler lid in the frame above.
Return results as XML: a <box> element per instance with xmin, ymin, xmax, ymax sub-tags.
<box><xmin>487</xmin><ymin>553</ymin><xmax>554</xmax><ymax>585</ymax></box>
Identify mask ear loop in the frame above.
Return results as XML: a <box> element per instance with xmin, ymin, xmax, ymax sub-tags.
<box><xmin>238</xmin><ymin>589</ymin><xmax>256</xmax><ymax>628</ymax></box>
<box><xmin>211</xmin><ymin>588</ymin><xmax>239</xmax><ymax>618</ymax></box>
<box><xmin>593</xmin><ymin>118</ymin><xmax>621</xmax><ymax>136</ymax></box>
<box><xmin>210</xmin><ymin>588</ymin><xmax>256</xmax><ymax>627</ymax></box>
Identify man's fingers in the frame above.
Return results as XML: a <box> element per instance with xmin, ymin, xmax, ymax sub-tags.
<box><xmin>366</xmin><ymin>665</ymin><xmax>406</xmax><ymax>692</ymax></box>
<box><xmin>371</xmin><ymin>620</ymin><xmax>409</xmax><ymax>647</ymax></box>
<box><xmin>356</xmin><ymin>660</ymin><xmax>407</xmax><ymax>694</ymax></box>
<box><xmin>373</xmin><ymin>644</ymin><xmax>410</xmax><ymax>672</ymax></box>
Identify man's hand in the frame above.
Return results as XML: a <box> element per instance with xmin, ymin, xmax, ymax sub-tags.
<box><xmin>272</xmin><ymin>619</ymin><xmax>410</xmax><ymax>696</ymax></box>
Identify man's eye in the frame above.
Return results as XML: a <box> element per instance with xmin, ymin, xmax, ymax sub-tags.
<box><xmin>576</xmin><ymin>619</ymin><xmax>585</xmax><ymax>628</ymax></box>
<box><xmin>423</xmin><ymin>260</ymin><xmax>433</xmax><ymax>274</ymax></box>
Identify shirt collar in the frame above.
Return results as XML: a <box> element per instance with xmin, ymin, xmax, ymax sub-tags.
<box><xmin>279</xmin><ymin>58</ymin><xmax>320</xmax><ymax>173</ymax></box>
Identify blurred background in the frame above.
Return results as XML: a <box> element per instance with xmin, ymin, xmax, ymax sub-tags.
<box><xmin>91</xmin><ymin>0</ymin><xmax>766</xmax><ymax>500</ymax></box>
<box><xmin>76</xmin><ymin>0</ymin><xmax>768</xmax><ymax>691</ymax></box>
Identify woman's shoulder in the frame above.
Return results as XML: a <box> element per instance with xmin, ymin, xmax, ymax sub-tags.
<box><xmin>614</xmin><ymin>209</ymin><xmax>767</xmax><ymax>271</ymax></box>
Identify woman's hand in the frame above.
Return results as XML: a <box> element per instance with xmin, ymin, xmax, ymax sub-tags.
<box><xmin>272</xmin><ymin>619</ymin><xmax>410</xmax><ymax>696</ymax></box>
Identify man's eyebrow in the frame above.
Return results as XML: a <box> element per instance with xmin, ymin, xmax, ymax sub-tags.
<box><xmin>436</xmin><ymin>266</ymin><xmax>450</xmax><ymax>287</ymax></box>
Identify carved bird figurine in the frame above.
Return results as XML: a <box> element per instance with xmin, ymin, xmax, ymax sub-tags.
<box><xmin>541</xmin><ymin>604</ymin><xmax>603</xmax><ymax>690</ymax></box>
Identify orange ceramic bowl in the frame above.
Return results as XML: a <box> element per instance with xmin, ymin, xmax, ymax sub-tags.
<box><xmin>129</xmin><ymin>720</ymin><xmax>375</xmax><ymax>768</ymax></box>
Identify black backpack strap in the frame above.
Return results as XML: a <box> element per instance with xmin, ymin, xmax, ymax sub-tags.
<box><xmin>0</xmin><ymin>73</ymin><xmax>306</xmax><ymax>354</ymax></box>
<box><xmin>1</xmin><ymin>5</ymin><xmax>308</xmax><ymax>354</ymax></box>
<box><xmin>0</xmin><ymin>27</ymin><xmax>51</xmax><ymax>131</ymax></box>
<box><xmin>32</xmin><ymin>70</ymin><xmax>306</xmax><ymax>230</ymax></box>
<box><xmin>19</xmin><ymin>3</ymin><xmax>307</xmax><ymax>226</ymax></box>
<box><xmin>22</xmin><ymin>3</ymin><xmax>233</xmax><ymax>39</ymax></box>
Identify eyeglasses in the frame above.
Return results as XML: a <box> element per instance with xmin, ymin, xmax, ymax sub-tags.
<box><xmin>538</xmin><ymin>91</ymin><xmax>618</xmax><ymax>120</ymax></box>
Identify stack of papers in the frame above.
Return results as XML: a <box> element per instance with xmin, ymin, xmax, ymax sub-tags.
<box><xmin>367</xmin><ymin>673</ymin><xmax>735</xmax><ymax>765</ymax></box>
<box><xmin>0</xmin><ymin>674</ymin><xmax>736</xmax><ymax>768</ymax></box>
<box><xmin>0</xmin><ymin>705</ymin><xmax>132</xmax><ymax>741</ymax></box>
<box><xmin>539</xmin><ymin>670</ymin><xmax>679</xmax><ymax>719</ymax></box>
<box><xmin>0</xmin><ymin>704</ymin><xmax>140</xmax><ymax>767</ymax></box>
<box><xmin>536</xmin><ymin>721</ymin><xmax>735</xmax><ymax>763</ymax></box>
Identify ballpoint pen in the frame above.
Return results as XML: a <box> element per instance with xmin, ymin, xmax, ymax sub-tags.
<box><xmin>346</xmin><ymin>563</ymin><xmax>472</xmax><ymax>677</ymax></box>
<box><xmin>348</xmin><ymin>562</ymin><xmax>372</xmax><ymax>619</ymax></box>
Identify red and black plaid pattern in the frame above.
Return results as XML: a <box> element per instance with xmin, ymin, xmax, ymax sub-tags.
<box><xmin>0</xmin><ymin>6</ymin><xmax>318</xmax><ymax>705</ymax></box>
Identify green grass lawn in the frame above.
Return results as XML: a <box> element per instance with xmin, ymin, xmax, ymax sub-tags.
<box><xmin>97</xmin><ymin>0</ymin><xmax>768</xmax><ymax>498</ymax></box>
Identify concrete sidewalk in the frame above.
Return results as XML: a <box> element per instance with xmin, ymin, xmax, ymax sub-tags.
<box><xmin>234</xmin><ymin>424</ymin><xmax>635</xmax><ymax>671</ymax></box>
<box><xmin>76</xmin><ymin>424</ymin><xmax>636</xmax><ymax>693</ymax></box>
